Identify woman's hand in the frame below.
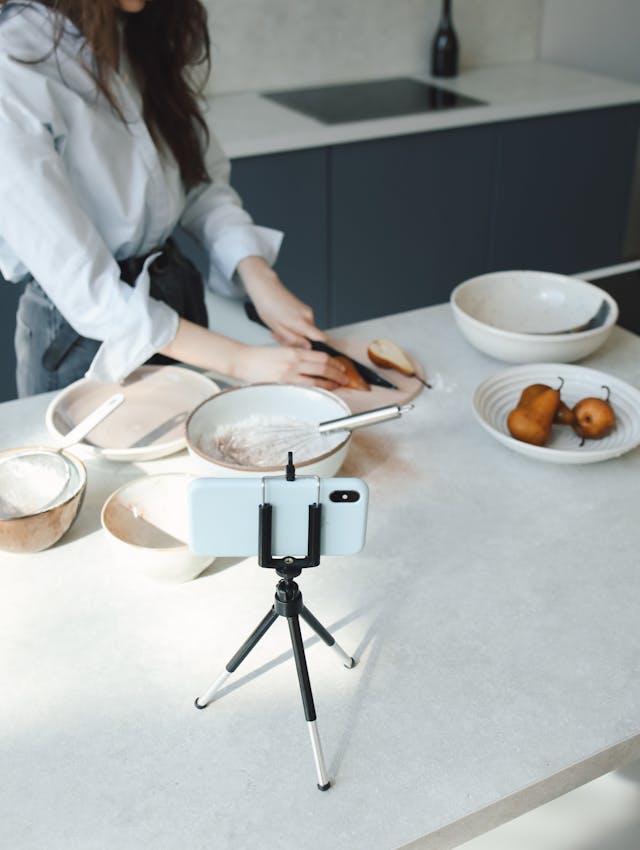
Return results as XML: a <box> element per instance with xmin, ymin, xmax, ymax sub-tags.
<box><xmin>237</xmin><ymin>256</ymin><xmax>326</xmax><ymax>347</ymax></box>
<box><xmin>160</xmin><ymin>320</ymin><xmax>349</xmax><ymax>390</ymax></box>
<box><xmin>232</xmin><ymin>344</ymin><xmax>349</xmax><ymax>391</ymax></box>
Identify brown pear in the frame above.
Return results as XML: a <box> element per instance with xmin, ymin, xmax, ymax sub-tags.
<box><xmin>572</xmin><ymin>395</ymin><xmax>616</xmax><ymax>440</ymax></box>
<box><xmin>517</xmin><ymin>384</ymin><xmax>551</xmax><ymax>406</ymax></box>
<box><xmin>507</xmin><ymin>385</ymin><xmax>561</xmax><ymax>446</ymax></box>
<box><xmin>555</xmin><ymin>401</ymin><xmax>575</xmax><ymax>426</ymax></box>
<box><xmin>517</xmin><ymin>383</ymin><xmax>573</xmax><ymax>425</ymax></box>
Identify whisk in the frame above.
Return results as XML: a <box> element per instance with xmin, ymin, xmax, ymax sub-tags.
<box><xmin>206</xmin><ymin>403</ymin><xmax>414</xmax><ymax>467</ymax></box>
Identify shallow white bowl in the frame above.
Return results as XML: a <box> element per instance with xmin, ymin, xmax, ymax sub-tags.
<box><xmin>46</xmin><ymin>366</ymin><xmax>219</xmax><ymax>462</ymax></box>
<box><xmin>451</xmin><ymin>270</ymin><xmax>618</xmax><ymax>363</ymax></box>
<box><xmin>101</xmin><ymin>474</ymin><xmax>213</xmax><ymax>582</ymax></box>
<box><xmin>185</xmin><ymin>384</ymin><xmax>352</xmax><ymax>477</ymax></box>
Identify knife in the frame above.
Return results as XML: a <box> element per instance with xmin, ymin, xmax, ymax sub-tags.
<box><xmin>308</xmin><ymin>340</ymin><xmax>398</xmax><ymax>389</ymax></box>
<box><xmin>243</xmin><ymin>300</ymin><xmax>398</xmax><ymax>389</ymax></box>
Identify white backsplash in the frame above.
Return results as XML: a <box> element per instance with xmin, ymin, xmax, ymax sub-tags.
<box><xmin>204</xmin><ymin>0</ymin><xmax>544</xmax><ymax>95</ymax></box>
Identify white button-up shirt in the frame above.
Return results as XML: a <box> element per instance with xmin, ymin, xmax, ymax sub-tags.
<box><xmin>0</xmin><ymin>1</ymin><xmax>282</xmax><ymax>382</ymax></box>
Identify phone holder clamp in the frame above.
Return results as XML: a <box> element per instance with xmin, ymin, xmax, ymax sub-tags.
<box><xmin>258</xmin><ymin>473</ymin><xmax>322</xmax><ymax>570</ymax></box>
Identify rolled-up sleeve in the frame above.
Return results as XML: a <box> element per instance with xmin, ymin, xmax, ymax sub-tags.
<box><xmin>0</xmin><ymin>112</ymin><xmax>179</xmax><ymax>383</ymax></box>
<box><xmin>179</xmin><ymin>129</ymin><xmax>283</xmax><ymax>296</ymax></box>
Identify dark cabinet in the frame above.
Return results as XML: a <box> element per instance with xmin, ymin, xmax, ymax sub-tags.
<box><xmin>230</xmin><ymin>147</ymin><xmax>330</xmax><ymax>327</ymax></box>
<box><xmin>0</xmin><ymin>104</ymin><xmax>637</xmax><ymax>402</ymax></box>
<box><xmin>230</xmin><ymin>104</ymin><xmax>639</xmax><ymax>330</ymax></box>
<box><xmin>489</xmin><ymin>105</ymin><xmax>640</xmax><ymax>274</ymax></box>
<box><xmin>329</xmin><ymin>124</ymin><xmax>496</xmax><ymax>325</ymax></box>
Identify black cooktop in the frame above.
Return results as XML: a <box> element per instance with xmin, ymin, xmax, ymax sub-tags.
<box><xmin>262</xmin><ymin>77</ymin><xmax>485</xmax><ymax>125</ymax></box>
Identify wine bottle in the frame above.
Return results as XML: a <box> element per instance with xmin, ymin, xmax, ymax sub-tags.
<box><xmin>431</xmin><ymin>0</ymin><xmax>458</xmax><ymax>78</ymax></box>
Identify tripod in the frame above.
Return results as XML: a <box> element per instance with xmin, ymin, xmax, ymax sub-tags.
<box><xmin>194</xmin><ymin>460</ymin><xmax>356</xmax><ymax>791</ymax></box>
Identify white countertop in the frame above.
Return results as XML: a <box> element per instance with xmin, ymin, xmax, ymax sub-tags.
<box><xmin>2</xmin><ymin>303</ymin><xmax>640</xmax><ymax>850</ymax></box>
<box><xmin>210</xmin><ymin>62</ymin><xmax>640</xmax><ymax>159</ymax></box>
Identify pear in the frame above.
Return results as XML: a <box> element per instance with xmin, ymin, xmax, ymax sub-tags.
<box><xmin>517</xmin><ymin>383</ymin><xmax>551</xmax><ymax>406</ymax></box>
<box><xmin>572</xmin><ymin>387</ymin><xmax>616</xmax><ymax>442</ymax></box>
<box><xmin>555</xmin><ymin>401</ymin><xmax>575</xmax><ymax>426</ymax></box>
<box><xmin>507</xmin><ymin>384</ymin><xmax>561</xmax><ymax>446</ymax></box>
<box><xmin>515</xmin><ymin>381</ymin><xmax>574</xmax><ymax>427</ymax></box>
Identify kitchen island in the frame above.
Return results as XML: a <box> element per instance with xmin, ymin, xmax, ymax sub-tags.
<box><xmin>2</xmin><ymin>303</ymin><xmax>640</xmax><ymax>850</ymax></box>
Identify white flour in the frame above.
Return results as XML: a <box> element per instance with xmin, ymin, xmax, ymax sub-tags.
<box><xmin>0</xmin><ymin>453</ymin><xmax>68</xmax><ymax>518</ymax></box>
<box><xmin>197</xmin><ymin>414</ymin><xmax>346</xmax><ymax>467</ymax></box>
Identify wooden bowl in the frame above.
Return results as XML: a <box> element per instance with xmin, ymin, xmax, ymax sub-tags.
<box><xmin>0</xmin><ymin>448</ymin><xmax>86</xmax><ymax>553</ymax></box>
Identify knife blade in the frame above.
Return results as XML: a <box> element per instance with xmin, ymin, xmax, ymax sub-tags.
<box><xmin>243</xmin><ymin>300</ymin><xmax>398</xmax><ymax>389</ymax></box>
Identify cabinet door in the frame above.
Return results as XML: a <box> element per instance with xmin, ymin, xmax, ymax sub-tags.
<box><xmin>230</xmin><ymin>148</ymin><xmax>330</xmax><ymax>327</ymax></box>
<box><xmin>489</xmin><ymin>105</ymin><xmax>640</xmax><ymax>273</ymax></box>
<box><xmin>329</xmin><ymin>125</ymin><xmax>496</xmax><ymax>325</ymax></box>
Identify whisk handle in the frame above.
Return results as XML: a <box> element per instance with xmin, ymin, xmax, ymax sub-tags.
<box><xmin>318</xmin><ymin>404</ymin><xmax>413</xmax><ymax>434</ymax></box>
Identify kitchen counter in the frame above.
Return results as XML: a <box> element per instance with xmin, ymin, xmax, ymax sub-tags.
<box><xmin>210</xmin><ymin>62</ymin><xmax>640</xmax><ymax>158</ymax></box>
<box><xmin>2</xmin><ymin>303</ymin><xmax>640</xmax><ymax>850</ymax></box>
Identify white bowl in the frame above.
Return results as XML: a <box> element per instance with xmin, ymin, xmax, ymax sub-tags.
<box><xmin>185</xmin><ymin>384</ymin><xmax>352</xmax><ymax>477</ymax></box>
<box><xmin>450</xmin><ymin>270</ymin><xmax>618</xmax><ymax>363</ymax></box>
<box><xmin>101</xmin><ymin>474</ymin><xmax>213</xmax><ymax>582</ymax></box>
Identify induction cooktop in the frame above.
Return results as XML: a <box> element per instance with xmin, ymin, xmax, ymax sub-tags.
<box><xmin>262</xmin><ymin>77</ymin><xmax>485</xmax><ymax>125</ymax></box>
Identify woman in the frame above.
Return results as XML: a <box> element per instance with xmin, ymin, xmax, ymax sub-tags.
<box><xmin>0</xmin><ymin>0</ymin><xmax>348</xmax><ymax>395</ymax></box>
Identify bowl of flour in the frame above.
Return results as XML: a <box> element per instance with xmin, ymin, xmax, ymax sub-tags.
<box><xmin>185</xmin><ymin>384</ymin><xmax>352</xmax><ymax>477</ymax></box>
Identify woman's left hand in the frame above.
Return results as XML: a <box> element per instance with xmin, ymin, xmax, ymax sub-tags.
<box><xmin>237</xmin><ymin>256</ymin><xmax>327</xmax><ymax>348</ymax></box>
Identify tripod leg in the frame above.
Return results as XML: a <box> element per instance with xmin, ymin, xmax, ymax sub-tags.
<box><xmin>300</xmin><ymin>606</ymin><xmax>355</xmax><ymax>668</ymax></box>
<box><xmin>195</xmin><ymin>607</ymin><xmax>279</xmax><ymax>709</ymax></box>
<box><xmin>287</xmin><ymin>615</ymin><xmax>331</xmax><ymax>791</ymax></box>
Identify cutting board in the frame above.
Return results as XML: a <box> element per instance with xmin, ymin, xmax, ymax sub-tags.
<box><xmin>328</xmin><ymin>337</ymin><xmax>428</xmax><ymax>413</ymax></box>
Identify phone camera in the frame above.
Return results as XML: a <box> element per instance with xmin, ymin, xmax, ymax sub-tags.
<box><xmin>329</xmin><ymin>490</ymin><xmax>360</xmax><ymax>503</ymax></box>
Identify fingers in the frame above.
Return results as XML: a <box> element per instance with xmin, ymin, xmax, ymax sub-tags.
<box><xmin>271</xmin><ymin>315</ymin><xmax>327</xmax><ymax>348</ymax></box>
<box><xmin>271</xmin><ymin>327</ymin><xmax>311</xmax><ymax>348</ymax></box>
<box><xmin>290</xmin><ymin>376</ymin><xmax>343</xmax><ymax>390</ymax></box>
<box><xmin>297</xmin><ymin>350</ymin><xmax>349</xmax><ymax>387</ymax></box>
<box><xmin>236</xmin><ymin>344</ymin><xmax>350</xmax><ymax>390</ymax></box>
<box><xmin>304</xmin><ymin>327</ymin><xmax>328</xmax><ymax>343</ymax></box>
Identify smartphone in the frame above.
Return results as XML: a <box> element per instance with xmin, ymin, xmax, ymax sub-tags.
<box><xmin>188</xmin><ymin>476</ymin><xmax>368</xmax><ymax>559</ymax></box>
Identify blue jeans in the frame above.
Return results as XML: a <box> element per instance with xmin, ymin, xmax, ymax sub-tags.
<box><xmin>15</xmin><ymin>279</ymin><xmax>100</xmax><ymax>397</ymax></box>
<box><xmin>14</xmin><ymin>240</ymin><xmax>207</xmax><ymax>398</ymax></box>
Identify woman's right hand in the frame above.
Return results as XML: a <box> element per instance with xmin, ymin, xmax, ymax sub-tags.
<box><xmin>233</xmin><ymin>344</ymin><xmax>350</xmax><ymax>391</ymax></box>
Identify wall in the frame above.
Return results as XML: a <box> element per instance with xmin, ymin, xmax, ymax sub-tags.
<box><xmin>540</xmin><ymin>0</ymin><xmax>640</xmax><ymax>85</ymax></box>
<box><xmin>203</xmin><ymin>0</ymin><xmax>543</xmax><ymax>95</ymax></box>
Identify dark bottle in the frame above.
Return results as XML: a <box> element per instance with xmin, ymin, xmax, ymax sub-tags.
<box><xmin>431</xmin><ymin>0</ymin><xmax>458</xmax><ymax>78</ymax></box>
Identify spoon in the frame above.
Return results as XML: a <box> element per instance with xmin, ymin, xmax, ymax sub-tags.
<box><xmin>528</xmin><ymin>299</ymin><xmax>610</xmax><ymax>335</ymax></box>
<box><xmin>0</xmin><ymin>392</ymin><xmax>125</xmax><ymax>520</ymax></box>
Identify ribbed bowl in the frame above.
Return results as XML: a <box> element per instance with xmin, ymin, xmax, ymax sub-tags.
<box><xmin>473</xmin><ymin>363</ymin><xmax>640</xmax><ymax>463</ymax></box>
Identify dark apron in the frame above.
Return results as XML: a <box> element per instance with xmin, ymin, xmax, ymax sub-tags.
<box><xmin>15</xmin><ymin>238</ymin><xmax>208</xmax><ymax>396</ymax></box>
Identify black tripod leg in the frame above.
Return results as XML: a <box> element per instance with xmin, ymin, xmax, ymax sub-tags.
<box><xmin>195</xmin><ymin>607</ymin><xmax>279</xmax><ymax>709</ymax></box>
<box><xmin>300</xmin><ymin>606</ymin><xmax>356</xmax><ymax>668</ymax></box>
<box><xmin>287</xmin><ymin>615</ymin><xmax>331</xmax><ymax>791</ymax></box>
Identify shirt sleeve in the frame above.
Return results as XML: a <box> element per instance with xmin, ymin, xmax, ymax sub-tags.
<box><xmin>179</xmin><ymin>127</ymin><xmax>283</xmax><ymax>297</ymax></box>
<box><xmin>0</xmin><ymin>111</ymin><xmax>179</xmax><ymax>384</ymax></box>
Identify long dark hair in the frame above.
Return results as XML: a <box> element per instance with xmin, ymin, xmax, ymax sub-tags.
<box><xmin>1</xmin><ymin>0</ymin><xmax>211</xmax><ymax>187</ymax></box>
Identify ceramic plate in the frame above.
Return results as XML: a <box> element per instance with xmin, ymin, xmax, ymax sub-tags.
<box><xmin>472</xmin><ymin>363</ymin><xmax>640</xmax><ymax>464</ymax></box>
<box><xmin>46</xmin><ymin>366</ymin><xmax>219</xmax><ymax>461</ymax></box>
